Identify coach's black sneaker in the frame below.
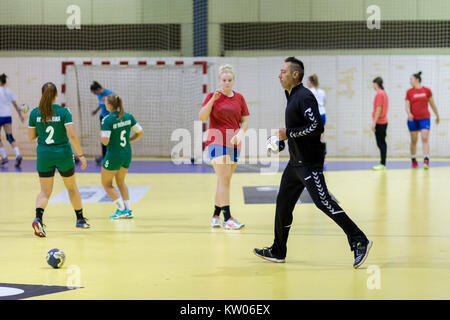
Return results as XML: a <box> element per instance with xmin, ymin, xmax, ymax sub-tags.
<box><xmin>1</xmin><ymin>157</ymin><xmax>8</xmax><ymax>165</ymax></box>
<box><xmin>253</xmin><ymin>247</ymin><xmax>285</xmax><ymax>263</ymax></box>
<box><xmin>352</xmin><ymin>240</ymin><xmax>373</xmax><ymax>269</ymax></box>
<box><xmin>15</xmin><ymin>155</ymin><xmax>22</xmax><ymax>167</ymax></box>
<box><xmin>76</xmin><ymin>218</ymin><xmax>90</xmax><ymax>229</ymax></box>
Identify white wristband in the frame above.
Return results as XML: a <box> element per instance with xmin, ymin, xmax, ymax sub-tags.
<box><xmin>132</xmin><ymin>123</ymin><xmax>143</xmax><ymax>133</ymax></box>
<box><xmin>101</xmin><ymin>131</ymin><xmax>111</xmax><ymax>138</ymax></box>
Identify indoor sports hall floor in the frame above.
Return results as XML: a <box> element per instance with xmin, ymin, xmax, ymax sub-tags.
<box><xmin>1</xmin><ymin>158</ymin><xmax>450</xmax><ymax>300</ymax></box>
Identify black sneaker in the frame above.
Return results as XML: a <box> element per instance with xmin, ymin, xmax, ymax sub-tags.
<box><xmin>253</xmin><ymin>247</ymin><xmax>285</xmax><ymax>263</ymax></box>
<box><xmin>1</xmin><ymin>157</ymin><xmax>8</xmax><ymax>165</ymax></box>
<box><xmin>95</xmin><ymin>156</ymin><xmax>103</xmax><ymax>165</ymax></box>
<box><xmin>353</xmin><ymin>240</ymin><xmax>373</xmax><ymax>269</ymax></box>
<box><xmin>15</xmin><ymin>155</ymin><xmax>22</xmax><ymax>167</ymax></box>
<box><xmin>76</xmin><ymin>218</ymin><xmax>90</xmax><ymax>229</ymax></box>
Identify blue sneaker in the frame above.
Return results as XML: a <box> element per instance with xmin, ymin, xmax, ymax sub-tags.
<box><xmin>124</xmin><ymin>210</ymin><xmax>134</xmax><ymax>219</ymax></box>
<box><xmin>110</xmin><ymin>209</ymin><xmax>128</xmax><ymax>219</ymax></box>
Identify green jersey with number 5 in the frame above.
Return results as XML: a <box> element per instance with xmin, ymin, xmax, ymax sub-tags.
<box><xmin>28</xmin><ymin>104</ymin><xmax>73</xmax><ymax>154</ymax></box>
<box><xmin>101</xmin><ymin>112</ymin><xmax>137</xmax><ymax>158</ymax></box>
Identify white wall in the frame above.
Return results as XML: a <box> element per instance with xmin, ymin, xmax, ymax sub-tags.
<box><xmin>209</xmin><ymin>56</ymin><xmax>450</xmax><ymax>158</ymax></box>
<box><xmin>1</xmin><ymin>56</ymin><xmax>449</xmax><ymax>158</ymax></box>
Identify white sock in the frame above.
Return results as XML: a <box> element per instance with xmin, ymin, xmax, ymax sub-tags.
<box><xmin>14</xmin><ymin>147</ymin><xmax>20</xmax><ymax>157</ymax></box>
<box><xmin>0</xmin><ymin>148</ymin><xmax>6</xmax><ymax>158</ymax></box>
<box><xmin>113</xmin><ymin>198</ymin><xmax>125</xmax><ymax>211</ymax></box>
<box><xmin>124</xmin><ymin>200</ymin><xmax>131</xmax><ymax>211</ymax></box>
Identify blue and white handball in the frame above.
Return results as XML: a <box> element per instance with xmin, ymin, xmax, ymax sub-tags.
<box><xmin>20</xmin><ymin>103</ymin><xmax>29</xmax><ymax>114</ymax></box>
<box><xmin>46</xmin><ymin>248</ymin><xmax>66</xmax><ymax>269</ymax></box>
<box><xmin>266</xmin><ymin>135</ymin><xmax>286</xmax><ymax>153</ymax></box>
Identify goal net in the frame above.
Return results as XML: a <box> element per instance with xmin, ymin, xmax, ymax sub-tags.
<box><xmin>64</xmin><ymin>64</ymin><xmax>205</xmax><ymax>158</ymax></box>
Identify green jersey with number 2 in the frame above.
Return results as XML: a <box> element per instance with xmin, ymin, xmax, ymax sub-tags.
<box><xmin>28</xmin><ymin>104</ymin><xmax>75</xmax><ymax>173</ymax></box>
<box><xmin>28</xmin><ymin>104</ymin><xmax>73</xmax><ymax>153</ymax></box>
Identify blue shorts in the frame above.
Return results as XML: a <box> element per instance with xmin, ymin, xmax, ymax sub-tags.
<box><xmin>408</xmin><ymin>118</ymin><xmax>430</xmax><ymax>132</ymax></box>
<box><xmin>321</xmin><ymin>114</ymin><xmax>326</xmax><ymax>126</ymax></box>
<box><xmin>208</xmin><ymin>144</ymin><xmax>240</xmax><ymax>163</ymax></box>
<box><xmin>0</xmin><ymin>116</ymin><xmax>12</xmax><ymax>127</ymax></box>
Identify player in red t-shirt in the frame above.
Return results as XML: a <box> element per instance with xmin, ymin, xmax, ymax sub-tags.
<box><xmin>371</xmin><ymin>77</ymin><xmax>389</xmax><ymax>170</ymax></box>
<box><xmin>199</xmin><ymin>65</ymin><xmax>249</xmax><ymax>230</ymax></box>
<box><xmin>405</xmin><ymin>71</ymin><xmax>440</xmax><ymax>169</ymax></box>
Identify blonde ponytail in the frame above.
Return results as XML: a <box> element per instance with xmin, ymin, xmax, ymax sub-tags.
<box><xmin>106</xmin><ymin>94</ymin><xmax>124</xmax><ymax>119</ymax></box>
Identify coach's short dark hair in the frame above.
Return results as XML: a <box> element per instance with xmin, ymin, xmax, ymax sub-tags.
<box><xmin>90</xmin><ymin>81</ymin><xmax>102</xmax><ymax>92</ymax></box>
<box><xmin>284</xmin><ymin>57</ymin><xmax>304</xmax><ymax>82</ymax></box>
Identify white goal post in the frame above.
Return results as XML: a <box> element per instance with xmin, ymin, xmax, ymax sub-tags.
<box><xmin>62</xmin><ymin>59</ymin><xmax>208</xmax><ymax>158</ymax></box>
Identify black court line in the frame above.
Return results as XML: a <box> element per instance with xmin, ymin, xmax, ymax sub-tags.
<box><xmin>0</xmin><ymin>283</ymin><xmax>81</xmax><ymax>300</ymax></box>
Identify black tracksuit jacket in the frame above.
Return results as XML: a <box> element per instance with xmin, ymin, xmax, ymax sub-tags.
<box><xmin>284</xmin><ymin>83</ymin><xmax>325</xmax><ymax>167</ymax></box>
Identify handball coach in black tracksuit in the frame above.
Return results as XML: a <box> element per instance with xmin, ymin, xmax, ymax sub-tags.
<box><xmin>254</xmin><ymin>57</ymin><xmax>372</xmax><ymax>269</ymax></box>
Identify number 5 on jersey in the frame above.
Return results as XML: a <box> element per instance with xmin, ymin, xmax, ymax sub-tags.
<box><xmin>120</xmin><ymin>129</ymin><xmax>126</xmax><ymax>147</ymax></box>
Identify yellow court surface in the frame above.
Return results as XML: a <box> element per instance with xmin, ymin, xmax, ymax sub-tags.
<box><xmin>1</xmin><ymin>159</ymin><xmax>450</xmax><ymax>300</ymax></box>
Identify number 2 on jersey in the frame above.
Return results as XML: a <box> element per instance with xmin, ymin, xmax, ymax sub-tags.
<box><xmin>120</xmin><ymin>129</ymin><xmax>126</xmax><ymax>147</ymax></box>
<box><xmin>45</xmin><ymin>126</ymin><xmax>55</xmax><ymax>144</ymax></box>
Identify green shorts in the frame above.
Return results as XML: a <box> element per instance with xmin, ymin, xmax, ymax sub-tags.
<box><xmin>37</xmin><ymin>145</ymin><xmax>74</xmax><ymax>175</ymax></box>
<box><xmin>102</xmin><ymin>152</ymin><xmax>131</xmax><ymax>171</ymax></box>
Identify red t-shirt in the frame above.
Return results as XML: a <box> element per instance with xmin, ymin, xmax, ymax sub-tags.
<box><xmin>372</xmin><ymin>89</ymin><xmax>388</xmax><ymax>124</ymax></box>
<box><xmin>405</xmin><ymin>86</ymin><xmax>432</xmax><ymax>120</ymax></box>
<box><xmin>201</xmin><ymin>91</ymin><xmax>249</xmax><ymax>148</ymax></box>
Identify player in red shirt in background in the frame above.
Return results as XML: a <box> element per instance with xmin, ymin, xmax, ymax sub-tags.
<box><xmin>405</xmin><ymin>71</ymin><xmax>440</xmax><ymax>169</ymax></box>
<box><xmin>199</xmin><ymin>65</ymin><xmax>249</xmax><ymax>230</ymax></box>
<box><xmin>371</xmin><ymin>77</ymin><xmax>389</xmax><ymax>171</ymax></box>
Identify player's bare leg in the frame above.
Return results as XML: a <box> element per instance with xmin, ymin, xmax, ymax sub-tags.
<box><xmin>101</xmin><ymin>167</ymin><xmax>127</xmax><ymax>218</ymax></box>
<box><xmin>0</xmin><ymin>138</ymin><xmax>8</xmax><ymax>165</ymax></box>
<box><xmin>33</xmin><ymin>177</ymin><xmax>54</xmax><ymax>237</ymax></box>
<box><xmin>212</xmin><ymin>156</ymin><xmax>243</xmax><ymax>229</ymax></box>
<box><xmin>3</xmin><ymin>123</ymin><xmax>22</xmax><ymax>166</ymax></box>
<box><xmin>36</xmin><ymin>177</ymin><xmax>54</xmax><ymax>210</ymax></box>
<box><xmin>410</xmin><ymin>131</ymin><xmax>419</xmax><ymax>168</ymax></box>
<box><xmin>62</xmin><ymin>174</ymin><xmax>82</xmax><ymax>211</ymax></box>
<box><xmin>212</xmin><ymin>155</ymin><xmax>233</xmax><ymax>207</ymax></box>
<box><xmin>421</xmin><ymin>129</ymin><xmax>430</xmax><ymax>169</ymax></box>
<box><xmin>101</xmin><ymin>167</ymin><xmax>120</xmax><ymax>200</ymax></box>
<box><xmin>115</xmin><ymin>167</ymin><xmax>133</xmax><ymax>218</ymax></box>
<box><xmin>62</xmin><ymin>173</ymin><xmax>89</xmax><ymax>228</ymax></box>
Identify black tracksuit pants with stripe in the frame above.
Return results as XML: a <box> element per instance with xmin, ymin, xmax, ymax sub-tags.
<box><xmin>272</xmin><ymin>164</ymin><xmax>368</xmax><ymax>259</ymax></box>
